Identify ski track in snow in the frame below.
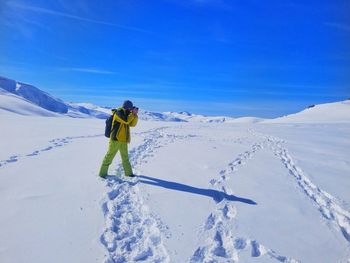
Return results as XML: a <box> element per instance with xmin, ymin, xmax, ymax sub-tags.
<box><xmin>191</xmin><ymin>134</ymin><xmax>299</xmax><ymax>263</ymax></box>
<box><xmin>100</xmin><ymin>127</ymin><xmax>197</xmax><ymax>263</ymax></box>
<box><xmin>0</xmin><ymin>134</ymin><xmax>102</xmax><ymax>168</ymax></box>
<box><xmin>248</xmin><ymin>129</ymin><xmax>350</xmax><ymax>244</ymax></box>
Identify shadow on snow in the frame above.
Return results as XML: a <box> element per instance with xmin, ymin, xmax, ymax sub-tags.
<box><xmin>138</xmin><ymin>175</ymin><xmax>257</xmax><ymax>205</ymax></box>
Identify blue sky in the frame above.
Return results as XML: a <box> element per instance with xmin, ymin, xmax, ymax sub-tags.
<box><xmin>0</xmin><ymin>0</ymin><xmax>349</xmax><ymax>117</ymax></box>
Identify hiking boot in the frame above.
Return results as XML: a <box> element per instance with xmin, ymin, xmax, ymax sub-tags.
<box><xmin>99</xmin><ymin>173</ymin><xmax>107</xmax><ymax>179</ymax></box>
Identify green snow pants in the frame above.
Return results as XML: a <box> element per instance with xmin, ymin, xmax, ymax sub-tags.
<box><xmin>99</xmin><ymin>140</ymin><xmax>133</xmax><ymax>177</ymax></box>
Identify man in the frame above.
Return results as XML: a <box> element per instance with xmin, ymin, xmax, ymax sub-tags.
<box><xmin>99</xmin><ymin>100</ymin><xmax>138</xmax><ymax>178</ymax></box>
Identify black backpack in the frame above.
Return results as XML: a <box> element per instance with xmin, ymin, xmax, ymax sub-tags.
<box><xmin>104</xmin><ymin>112</ymin><xmax>115</xmax><ymax>138</ymax></box>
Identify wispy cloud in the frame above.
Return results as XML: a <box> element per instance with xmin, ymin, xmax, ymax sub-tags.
<box><xmin>324</xmin><ymin>22</ymin><xmax>350</xmax><ymax>32</ymax></box>
<box><xmin>59</xmin><ymin>67</ymin><xmax>117</xmax><ymax>75</ymax></box>
<box><xmin>7</xmin><ymin>2</ymin><xmax>153</xmax><ymax>34</ymax></box>
<box><xmin>167</xmin><ymin>0</ymin><xmax>232</xmax><ymax>10</ymax></box>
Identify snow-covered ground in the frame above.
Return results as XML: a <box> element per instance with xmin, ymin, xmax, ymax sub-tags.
<box><xmin>1</xmin><ymin>98</ymin><xmax>350</xmax><ymax>263</ymax></box>
<box><xmin>0</xmin><ymin>80</ymin><xmax>350</xmax><ymax>263</ymax></box>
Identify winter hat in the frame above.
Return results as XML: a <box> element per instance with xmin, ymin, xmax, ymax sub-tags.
<box><xmin>123</xmin><ymin>100</ymin><xmax>133</xmax><ymax>110</ymax></box>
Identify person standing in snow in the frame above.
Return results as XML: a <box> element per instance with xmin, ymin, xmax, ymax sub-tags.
<box><xmin>99</xmin><ymin>100</ymin><xmax>138</xmax><ymax>178</ymax></box>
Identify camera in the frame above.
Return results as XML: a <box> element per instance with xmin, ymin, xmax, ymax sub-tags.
<box><xmin>131</xmin><ymin>106</ymin><xmax>139</xmax><ymax>114</ymax></box>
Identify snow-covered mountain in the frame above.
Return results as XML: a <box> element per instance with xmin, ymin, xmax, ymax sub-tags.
<box><xmin>162</xmin><ymin>112</ymin><xmax>265</xmax><ymax>123</ymax></box>
<box><xmin>138</xmin><ymin>110</ymin><xmax>186</xmax><ymax>122</ymax></box>
<box><xmin>67</xmin><ymin>102</ymin><xmax>110</xmax><ymax>119</ymax></box>
<box><xmin>0</xmin><ymin>77</ymin><xmax>263</xmax><ymax>123</ymax></box>
<box><xmin>0</xmin><ymin>88</ymin><xmax>60</xmax><ymax>117</ymax></box>
<box><xmin>70</xmin><ymin>102</ymin><xmax>111</xmax><ymax>115</ymax></box>
<box><xmin>0</xmin><ymin>76</ymin><xmax>110</xmax><ymax>119</ymax></box>
<box><xmin>0</xmin><ymin>76</ymin><xmax>217</xmax><ymax>122</ymax></box>
<box><xmin>1</xmin><ymin>75</ymin><xmax>349</xmax><ymax>124</ymax></box>
<box><xmin>0</xmin><ymin>76</ymin><xmax>68</xmax><ymax>114</ymax></box>
<box><xmin>164</xmin><ymin>111</ymin><xmax>237</xmax><ymax>123</ymax></box>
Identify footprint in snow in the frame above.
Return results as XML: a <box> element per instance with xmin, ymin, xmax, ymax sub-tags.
<box><xmin>234</xmin><ymin>238</ymin><xmax>247</xmax><ymax>250</ymax></box>
<box><xmin>27</xmin><ymin>151</ymin><xmax>39</xmax><ymax>156</ymax></box>
<box><xmin>41</xmin><ymin>146</ymin><xmax>53</xmax><ymax>151</ymax></box>
<box><xmin>7</xmin><ymin>155</ymin><xmax>19</xmax><ymax>162</ymax></box>
<box><xmin>222</xmin><ymin>203</ymin><xmax>237</xmax><ymax>219</ymax></box>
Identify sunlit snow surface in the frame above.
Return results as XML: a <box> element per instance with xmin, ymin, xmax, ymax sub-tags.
<box><xmin>0</xmin><ymin>98</ymin><xmax>350</xmax><ymax>262</ymax></box>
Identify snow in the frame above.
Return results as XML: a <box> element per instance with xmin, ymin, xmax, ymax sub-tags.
<box><xmin>0</xmin><ymin>76</ymin><xmax>110</xmax><ymax>119</ymax></box>
<box><xmin>66</xmin><ymin>103</ymin><xmax>110</xmax><ymax>119</ymax></box>
<box><xmin>0</xmin><ymin>88</ymin><xmax>59</xmax><ymax>117</ymax></box>
<box><xmin>0</xmin><ymin>98</ymin><xmax>350</xmax><ymax>262</ymax></box>
<box><xmin>163</xmin><ymin>111</ymin><xmax>237</xmax><ymax>123</ymax></box>
<box><xmin>264</xmin><ymin>100</ymin><xmax>350</xmax><ymax>123</ymax></box>
<box><xmin>70</xmin><ymin>102</ymin><xmax>112</xmax><ymax>115</ymax></box>
<box><xmin>226</xmin><ymin>117</ymin><xmax>264</xmax><ymax>123</ymax></box>
<box><xmin>0</xmin><ymin>76</ymin><xmax>68</xmax><ymax>114</ymax></box>
<box><xmin>0</xmin><ymin>74</ymin><xmax>270</xmax><ymax>123</ymax></box>
<box><xmin>138</xmin><ymin>110</ymin><xmax>186</xmax><ymax>122</ymax></box>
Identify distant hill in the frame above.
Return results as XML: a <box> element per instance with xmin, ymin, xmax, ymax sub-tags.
<box><xmin>163</xmin><ymin>111</ymin><xmax>236</xmax><ymax>123</ymax></box>
<box><xmin>0</xmin><ymin>76</ymin><xmax>68</xmax><ymax>114</ymax></box>
<box><xmin>1</xmin><ymin>75</ymin><xmax>348</xmax><ymax>123</ymax></box>
<box><xmin>0</xmin><ymin>88</ymin><xmax>59</xmax><ymax>117</ymax></box>
<box><xmin>0</xmin><ymin>76</ymin><xmax>109</xmax><ymax>119</ymax></box>
<box><xmin>138</xmin><ymin>110</ymin><xmax>186</xmax><ymax>122</ymax></box>
<box><xmin>0</xmin><ymin>75</ymin><xmax>237</xmax><ymax>122</ymax></box>
<box><xmin>263</xmin><ymin>100</ymin><xmax>350</xmax><ymax>123</ymax></box>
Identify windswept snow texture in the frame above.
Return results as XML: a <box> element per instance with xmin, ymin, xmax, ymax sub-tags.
<box><xmin>0</xmin><ymin>100</ymin><xmax>350</xmax><ymax>263</ymax></box>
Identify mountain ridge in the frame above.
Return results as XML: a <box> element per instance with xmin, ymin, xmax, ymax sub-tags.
<box><xmin>0</xmin><ymin>75</ymin><xmax>109</xmax><ymax>119</ymax></box>
<box><xmin>1</xmin><ymin>75</ymin><xmax>349</xmax><ymax>123</ymax></box>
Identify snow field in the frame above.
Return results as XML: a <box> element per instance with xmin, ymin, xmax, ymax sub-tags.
<box><xmin>133</xmin><ymin>123</ymin><xmax>350</xmax><ymax>262</ymax></box>
<box><xmin>189</xmin><ymin>130</ymin><xmax>299</xmax><ymax>263</ymax></box>
<box><xmin>1</xmin><ymin>82</ymin><xmax>350</xmax><ymax>262</ymax></box>
<box><xmin>0</xmin><ymin>135</ymin><xmax>107</xmax><ymax>263</ymax></box>
<box><xmin>250</xmin><ymin>129</ymin><xmax>350</xmax><ymax>243</ymax></box>
<box><xmin>1</xmin><ymin>115</ymin><xmax>349</xmax><ymax>262</ymax></box>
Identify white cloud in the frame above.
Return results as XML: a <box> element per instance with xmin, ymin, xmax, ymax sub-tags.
<box><xmin>59</xmin><ymin>67</ymin><xmax>117</xmax><ymax>75</ymax></box>
<box><xmin>7</xmin><ymin>2</ymin><xmax>152</xmax><ymax>34</ymax></box>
